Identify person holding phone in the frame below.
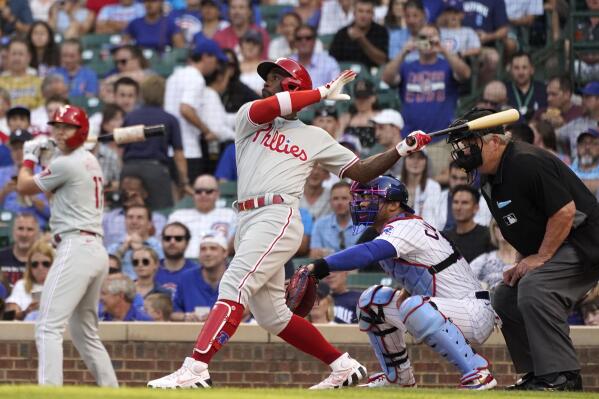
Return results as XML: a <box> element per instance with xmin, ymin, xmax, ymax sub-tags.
<box><xmin>5</xmin><ymin>239</ymin><xmax>53</xmax><ymax>321</ymax></box>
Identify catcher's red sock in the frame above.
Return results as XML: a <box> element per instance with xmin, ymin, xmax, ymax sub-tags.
<box><xmin>191</xmin><ymin>300</ymin><xmax>244</xmax><ymax>363</ymax></box>
<box><xmin>278</xmin><ymin>314</ymin><xmax>342</xmax><ymax>364</ymax></box>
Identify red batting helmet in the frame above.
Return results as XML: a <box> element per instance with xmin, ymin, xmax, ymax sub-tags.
<box><xmin>48</xmin><ymin>105</ymin><xmax>89</xmax><ymax>149</ymax></box>
<box><xmin>257</xmin><ymin>58</ymin><xmax>313</xmax><ymax>92</ymax></box>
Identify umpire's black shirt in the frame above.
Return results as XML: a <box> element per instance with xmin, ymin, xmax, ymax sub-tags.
<box><xmin>481</xmin><ymin>141</ymin><xmax>598</xmax><ymax>257</ymax></box>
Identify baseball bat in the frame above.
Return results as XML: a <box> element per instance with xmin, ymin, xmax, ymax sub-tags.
<box><xmin>97</xmin><ymin>124</ymin><xmax>166</xmax><ymax>144</ymax></box>
<box><xmin>405</xmin><ymin>109</ymin><xmax>520</xmax><ymax>146</ymax></box>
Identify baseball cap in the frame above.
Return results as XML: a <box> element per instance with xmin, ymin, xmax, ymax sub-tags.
<box><xmin>581</xmin><ymin>81</ymin><xmax>599</xmax><ymax>96</ymax></box>
<box><xmin>443</xmin><ymin>0</ymin><xmax>463</xmax><ymax>12</ymax></box>
<box><xmin>339</xmin><ymin>133</ymin><xmax>363</xmax><ymax>154</ymax></box>
<box><xmin>201</xmin><ymin>0</ymin><xmax>220</xmax><ymax>7</ymax></box>
<box><xmin>353</xmin><ymin>79</ymin><xmax>375</xmax><ymax>99</ymax></box>
<box><xmin>199</xmin><ymin>233</ymin><xmax>228</xmax><ymax>251</ymax></box>
<box><xmin>316</xmin><ymin>282</ymin><xmax>331</xmax><ymax>299</ymax></box>
<box><xmin>240</xmin><ymin>30</ymin><xmax>263</xmax><ymax>46</ymax></box>
<box><xmin>9</xmin><ymin>129</ymin><xmax>33</xmax><ymax>145</ymax></box>
<box><xmin>577</xmin><ymin>128</ymin><xmax>599</xmax><ymax>143</ymax></box>
<box><xmin>192</xmin><ymin>39</ymin><xmax>227</xmax><ymax>63</ymax></box>
<box><xmin>6</xmin><ymin>106</ymin><xmax>31</xmax><ymax>121</ymax></box>
<box><xmin>370</xmin><ymin>109</ymin><xmax>405</xmax><ymax>129</ymax></box>
<box><xmin>314</xmin><ymin>104</ymin><xmax>338</xmax><ymax>119</ymax></box>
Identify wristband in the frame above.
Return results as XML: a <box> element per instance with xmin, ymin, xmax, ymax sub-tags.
<box><xmin>23</xmin><ymin>160</ymin><xmax>35</xmax><ymax>170</ymax></box>
<box><xmin>312</xmin><ymin>258</ymin><xmax>330</xmax><ymax>280</ymax></box>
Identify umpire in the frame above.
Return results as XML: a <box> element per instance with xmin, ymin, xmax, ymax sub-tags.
<box><xmin>447</xmin><ymin>108</ymin><xmax>599</xmax><ymax>391</ymax></box>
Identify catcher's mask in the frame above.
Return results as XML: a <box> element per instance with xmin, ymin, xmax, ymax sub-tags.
<box><xmin>447</xmin><ymin>108</ymin><xmax>505</xmax><ymax>181</ymax></box>
<box><xmin>350</xmin><ymin>175</ymin><xmax>414</xmax><ymax>231</ymax></box>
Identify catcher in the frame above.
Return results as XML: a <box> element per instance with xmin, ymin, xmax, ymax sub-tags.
<box><xmin>288</xmin><ymin>175</ymin><xmax>499</xmax><ymax>390</ymax></box>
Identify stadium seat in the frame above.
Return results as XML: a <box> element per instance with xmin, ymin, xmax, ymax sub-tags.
<box><xmin>218</xmin><ymin>181</ymin><xmax>237</xmax><ymax>207</ymax></box>
<box><xmin>259</xmin><ymin>4</ymin><xmax>288</xmax><ymax>35</ymax></box>
<box><xmin>174</xmin><ymin>195</ymin><xmax>194</xmax><ymax>210</ymax></box>
<box><xmin>318</xmin><ymin>34</ymin><xmax>335</xmax><ymax>50</ymax></box>
<box><xmin>69</xmin><ymin>96</ymin><xmax>103</xmax><ymax>115</ymax></box>
<box><xmin>0</xmin><ymin>211</ymin><xmax>15</xmax><ymax>246</ymax></box>
<box><xmin>347</xmin><ymin>273</ymin><xmax>388</xmax><ymax>289</ymax></box>
<box><xmin>81</xmin><ymin>33</ymin><xmax>122</xmax><ymax>50</ymax></box>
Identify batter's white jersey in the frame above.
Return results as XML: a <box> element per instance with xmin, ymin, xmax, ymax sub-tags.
<box><xmin>234</xmin><ymin>102</ymin><xmax>358</xmax><ymax>200</ymax></box>
<box><xmin>34</xmin><ymin>147</ymin><xmax>104</xmax><ymax>236</ymax></box>
<box><xmin>376</xmin><ymin>214</ymin><xmax>482</xmax><ymax>299</ymax></box>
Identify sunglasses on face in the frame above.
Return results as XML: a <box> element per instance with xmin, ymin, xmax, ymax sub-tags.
<box><xmin>31</xmin><ymin>261</ymin><xmax>51</xmax><ymax>269</ymax></box>
<box><xmin>295</xmin><ymin>35</ymin><xmax>315</xmax><ymax>42</ymax></box>
<box><xmin>163</xmin><ymin>235</ymin><xmax>185</xmax><ymax>242</ymax></box>
<box><xmin>115</xmin><ymin>58</ymin><xmax>130</xmax><ymax>66</ymax></box>
<box><xmin>194</xmin><ymin>188</ymin><xmax>216</xmax><ymax>195</ymax></box>
<box><xmin>108</xmin><ymin>267</ymin><xmax>121</xmax><ymax>274</ymax></box>
<box><xmin>132</xmin><ymin>258</ymin><xmax>152</xmax><ymax>267</ymax></box>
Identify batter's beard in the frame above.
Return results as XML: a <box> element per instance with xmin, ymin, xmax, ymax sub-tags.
<box><xmin>262</xmin><ymin>88</ymin><xmax>272</xmax><ymax>98</ymax></box>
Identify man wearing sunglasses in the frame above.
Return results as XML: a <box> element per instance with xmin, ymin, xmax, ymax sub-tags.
<box><xmin>149</xmin><ymin>55</ymin><xmax>430</xmax><ymax>390</ymax></box>
<box><xmin>155</xmin><ymin>222</ymin><xmax>199</xmax><ymax>296</ymax></box>
<box><xmin>167</xmin><ymin>174</ymin><xmax>236</xmax><ymax>259</ymax></box>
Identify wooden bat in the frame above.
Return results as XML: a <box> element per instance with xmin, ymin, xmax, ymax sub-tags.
<box><xmin>406</xmin><ymin>109</ymin><xmax>520</xmax><ymax>146</ymax></box>
<box><xmin>95</xmin><ymin>124</ymin><xmax>166</xmax><ymax>144</ymax></box>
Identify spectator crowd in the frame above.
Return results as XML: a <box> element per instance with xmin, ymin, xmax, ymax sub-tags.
<box><xmin>0</xmin><ymin>0</ymin><xmax>598</xmax><ymax>326</ymax></box>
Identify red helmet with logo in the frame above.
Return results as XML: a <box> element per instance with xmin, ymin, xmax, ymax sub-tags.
<box><xmin>257</xmin><ymin>58</ymin><xmax>313</xmax><ymax>92</ymax></box>
<box><xmin>48</xmin><ymin>105</ymin><xmax>89</xmax><ymax>149</ymax></box>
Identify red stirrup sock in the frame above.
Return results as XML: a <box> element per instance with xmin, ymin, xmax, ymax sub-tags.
<box><xmin>191</xmin><ymin>299</ymin><xmax>244</xmax><ymax>363</ymax></box>
<box><xmin>277</xmin><ymin>314</ymin><xmax>342</xmax><ymax>365</ymax></box>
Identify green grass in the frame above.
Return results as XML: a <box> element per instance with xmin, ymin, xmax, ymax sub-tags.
<box><xmin>0</xmin><ymin>385</ymin><xmax>596</xmax><ymax>399</ymax></box>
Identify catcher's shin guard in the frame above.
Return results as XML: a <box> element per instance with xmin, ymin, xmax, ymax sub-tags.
<box><xmin>358</xmin><ymin>286</ymin><xmax>415</xmax><ymax>386</ymax></box>
<box><xmin>399</xmin><ymin>296</ymin><xmax>488</xmax><ymax>376</ymax></box>
<box><xmin>192</xmin><ymin>300</ymin><xmax>244</xmax><ymax>363</ymax></box>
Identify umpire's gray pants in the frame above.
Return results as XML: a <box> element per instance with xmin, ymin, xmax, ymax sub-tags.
<box><xmin>36</xmin><ymin>234</ymin><xmax>118</xmax><ymax>387</ymax></box>
<box><xmin>493</xmin><ymin>244</ymin><xmax>599</xmax><ymax>376</ymax></box>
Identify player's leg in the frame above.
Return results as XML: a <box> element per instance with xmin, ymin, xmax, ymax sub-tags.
<box><xmin>148</xmin><ymin>206</ymin><xmax>302</xmax><ymax>388</ymax></box>
<box><xmin>398</xmin><ymin>295</ymin><xmax>497</xmax><ymax>390</ymax></box>
<box><xmin>36</xmin><ymin>238</ymin><xmax>99</xmax><ymax>385</ymax></box>
<box><xmin>355</xmin><ymin>285</ymin><xmax>415</xmax><ymax>388</ymax></box>
<box><xmin>243</xmin><ymin>219</ymin><xmax>366</xmax><ymax>389</ymax></box>
<box><xmin>68</xmin><ymin>239</ymin><xmax>118</xmax><ymax>387</ymax></box>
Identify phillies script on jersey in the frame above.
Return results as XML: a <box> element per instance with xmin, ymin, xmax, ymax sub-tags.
<box><xmin>252</xmin><ymin>124</ymin><xmax>308</xmax><ymax>161</ymax></box>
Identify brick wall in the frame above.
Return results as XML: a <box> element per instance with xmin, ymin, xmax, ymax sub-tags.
<box><xmin>0</xmin><ymin>323</ymin><xmax>598</xmax><ymax>389</ymax></box>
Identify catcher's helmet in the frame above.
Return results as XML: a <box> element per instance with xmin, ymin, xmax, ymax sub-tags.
<box><xmin>48</xmin><ymin>105</ymin><xmax>89</xmax><ymax>149</ymax></box>
<box><xmin>350</xmin><ymin>175</ymin><xmax>414</xmax><ymax>227</ymax></box>
<box><xmin>257</xmin><ymin>58</ymin><xmax>312</xmax><ymax>92</ymax></box>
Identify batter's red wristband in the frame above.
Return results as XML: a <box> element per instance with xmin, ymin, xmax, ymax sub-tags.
<box><xmin>22</xmin><ymin>160</ymin><xmax>35</xmax><ymax>170</ymax></box>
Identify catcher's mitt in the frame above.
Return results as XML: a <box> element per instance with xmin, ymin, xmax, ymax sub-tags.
<box><xmin>285</xmin><ymin>265</ymin><xmax>319</xmax><ymax>317</ymax></box>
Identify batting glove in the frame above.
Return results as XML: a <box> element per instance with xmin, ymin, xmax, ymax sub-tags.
<box><xmin>23</xmin><ymin>138</ymin><xmax>44</xmax><ymax>164</ymax></box>
<box><xmin>318</xmin><ymin>70</ymin><xmax>357</xmax><ymax>101</ymax></box>
<box><xmin>396</xmin><ymin>130</ymin><xmax>432</xmax><ymax>157</ymax></box>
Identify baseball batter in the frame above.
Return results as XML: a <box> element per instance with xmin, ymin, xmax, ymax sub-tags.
<box><xmin>149</xmin><ymin>58</ymin><xmax>431</xmax><ymax>389</ymax></box>
<box><xmin>304</xmin><ymin>176</ymin><xmax>498</xmax><ymax>390</ymax></box>
<box><xmin>16</xmin><ymin>105</ymin><xmax>118</xmax><ymax>387</ymax></box>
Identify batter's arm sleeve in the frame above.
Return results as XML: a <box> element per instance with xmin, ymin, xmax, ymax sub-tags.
<box><xmin>247</xmin><ymin>90</ymin><xmax>322</xmax><ymax>125</ymax></box>
<box><xmin>312</xmin><ymin>239</ymin><xmax>398</xmax><ymax>279</ymax></box>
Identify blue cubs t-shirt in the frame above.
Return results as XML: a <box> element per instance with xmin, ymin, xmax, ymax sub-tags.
<box><xmin>399</xmin><ymin>57</ymin><xmax>459</xmax><ymax>139</ymax></box>
<box><xmin>172</xmin><ymin>267</ymin><xmax>220</xmax><ymax>313</ymax></box>
<box><xmin>168</xmin><ymin>9</ymin><xmax>202</xmax><ymax>43</ymax></box>
<box><xmin>155</xmin><ymin>259</ymin><xmax>199</xmax><ymax>297</ymax></box>
<box><xmin>126</xmin><ymin>15</ymin><xmax>181</xmax><ymax>51</ymax></box>
<box><xmin>332</xmin><ymin>291</ymin><xmax>361</xmax><ymax>324</ymax></box>
<box><xmin>462</xmin><ymin>0</ymin><xmax>508</xmax><ymax>32</ymax></box>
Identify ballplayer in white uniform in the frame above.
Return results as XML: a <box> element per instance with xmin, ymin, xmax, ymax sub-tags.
<box><xmin>149</xmin><ymin>58</ymin><xmax>431</xmax><ymax>389</ymax></box>
<box><xmin>304</xmin><ymin>175</ymin><xmax>499</xmax><ymax>390</ymax></box>
<box><xmin>16</xmin><ymin>105</ymin><xmax>118</xmax><ymax>387</ymax></box>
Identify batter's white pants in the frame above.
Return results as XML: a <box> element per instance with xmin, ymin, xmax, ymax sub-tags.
<box><xmin>36</xmin><ymin>234</ymin><xmax>118</xmax><ymax>387</ymax></box>
<box><xmin>218</xmin><ymin>203</ymin><xmax>303</xmax><ymax>335</ymax></box>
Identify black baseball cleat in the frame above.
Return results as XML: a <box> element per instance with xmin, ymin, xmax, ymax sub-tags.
<box><xmin>505</xmin><ymin>372</ymin><xmax>535</xmax><ymax>390</ymax></box>
<box><xmin>524</xmin><ymin>373</ymin><xmax>583</xmax><ymax>391</ymax></box>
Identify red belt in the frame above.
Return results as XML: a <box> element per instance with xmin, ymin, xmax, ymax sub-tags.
<box><xmin>236</xmin><ymin>195</ymin><xmax>284</xmax><ymax>211</ymax></box>
<box><xmin>54</xmin><ymin>230</ymin><xmax>99</xmax><ymax>243</ymax></box>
